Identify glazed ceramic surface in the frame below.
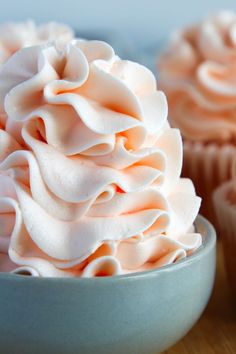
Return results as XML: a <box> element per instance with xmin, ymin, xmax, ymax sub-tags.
<box><xmin>0</xmin><ymin>215</ymin><xmax>216</xmax><ymax>354</ymax></box>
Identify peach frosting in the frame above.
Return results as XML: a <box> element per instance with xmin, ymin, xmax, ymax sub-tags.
<box><xmin>0</xmin><ymin>20</ymin><xmax>74</xmax><ymax>65</ymax></box>
<box><xmin>0</xmin><ymin>39</ymin><xmax>202</xmax><ymax>277</ymax></box>
<box><xmin>158</xmin><ymin>11</ymin><xmax>236</xmax><ymax>143</ymax></box>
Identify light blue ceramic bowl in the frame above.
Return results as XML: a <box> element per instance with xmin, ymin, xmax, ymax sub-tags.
<box><xmin>0</xmin><ymin>215</ymin><xmax>216</xmax><ymax>354</ymax></box>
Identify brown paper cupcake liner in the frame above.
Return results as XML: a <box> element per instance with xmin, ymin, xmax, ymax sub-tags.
<box><xmin>183</xmin><ymin>140</ymin><xmax>236</xmax><ymax>226</ymax></box>
<box><xmin>213</xmin><ymin>180</ymin><xmax>236</xmax><ymax>296</ymax></box>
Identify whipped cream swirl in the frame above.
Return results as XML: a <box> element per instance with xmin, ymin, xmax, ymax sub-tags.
<box><xmin>158</xmin><ymin>11</ymin><xmax>236</xmax><ymax>143</ymax></box>
<box><xmin>0</xmin><ymin>40</ymin><xmax>201</xmax><ymax>277</ymax></box>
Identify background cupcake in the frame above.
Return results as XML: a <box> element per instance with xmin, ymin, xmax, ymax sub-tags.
<box><xmin>157</xmin><ymin>11</ymin><xmax>236</xmax><ymax>224</ymax></box>
<box><xmin>0</xmin><ymin>20</ymin><xmax>74</xmax><ymax>65</ymax></box>
<box><xmin>213</xmin><ymin>158</ymin><xmax>236</xmax><ymax>295</ymax></box>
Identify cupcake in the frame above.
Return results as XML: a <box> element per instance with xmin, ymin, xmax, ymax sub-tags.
<box><xmin>0</xmin><ymin>20</ymin><xmax>74</xmax><ymax>65</ymax></box>
<box><xmin>213</xmin><ymin>158</ymin><xmax>236</xmax><ymax>295</ymax></box>
<box><xmin>157</xmin><ymin>11</ymin><xmax>236</xmax><ymax>224</ymax></box>
<box><xmin>0</xmin><ymin>39</ymin><xmax>202</xmax><ymax>277</ymax></box>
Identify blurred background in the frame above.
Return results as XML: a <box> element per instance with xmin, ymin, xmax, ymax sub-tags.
<box><xmin>1</xmin><ymin>0</ymin><xmax>236</xmax><ymax>70</ymax></box>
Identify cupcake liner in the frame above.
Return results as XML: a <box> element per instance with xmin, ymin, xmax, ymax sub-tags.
<box><xmin>183</xmin><ymin>140</ymin><xmax>236</xmax><ymax>225</ymax></box>
<box><xmin>213</xmin><ymin>180</ymin><xmax>236</xmax><ymax>296</ymax></box>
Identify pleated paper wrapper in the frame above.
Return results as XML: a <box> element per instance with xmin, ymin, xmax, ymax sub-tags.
<box><xmin>183</xmin><ymin>140</ymin><xmax>236</xmax><ymax>225</ymax></box>
<box><xmin>213</xmin><ymin>180</ymin><xmax>236</xmax><ymax>296</ymax></box>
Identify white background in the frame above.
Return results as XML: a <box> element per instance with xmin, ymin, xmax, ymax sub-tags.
<box><xmin>1</xmin><ymin>0</ymin><xmax>236</xmax><ymax>43</ymax></box>
<box><xmin>1</xmin><ymin>0</ymin><xmax>236</xmax><ymax>70</ymax></box>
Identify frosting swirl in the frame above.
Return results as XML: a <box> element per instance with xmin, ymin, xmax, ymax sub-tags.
<box><xmin>158</xmin><ymin>11</ymin><xmax>236</xmax><ymax>143</ymax></box>
<box><xmin>0</xmin><ymin>20</ymin><xmax>74</xmax><ymax>66</ymax></box>
<box><xmin>0</xmin><ymin>40</ymin><xmax>201</xmax><ymax>277</ymax></box>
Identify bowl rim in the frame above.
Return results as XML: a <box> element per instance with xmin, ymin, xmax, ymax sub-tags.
<box><xmin>0</xmin><ymin>215</ymin><xmax>216</xmax><ymax>283</ymax></box>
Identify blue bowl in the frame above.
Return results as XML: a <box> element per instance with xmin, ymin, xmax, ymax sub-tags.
<box><xmin>0</xmin><ymin>215</ymin><xmax>216</xmax><ymax>354</ymax></box>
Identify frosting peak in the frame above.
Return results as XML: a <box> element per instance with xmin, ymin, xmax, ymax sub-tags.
<box><xmin>0</xmin><ymin>39</ymin><xmax>201</xmax><ymax>277</ymax></box>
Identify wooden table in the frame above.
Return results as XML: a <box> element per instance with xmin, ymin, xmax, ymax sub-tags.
<box><xmin>164</xmin><ymin>243</ymin><xmax>236</xmax><ymax>354</ymax></box>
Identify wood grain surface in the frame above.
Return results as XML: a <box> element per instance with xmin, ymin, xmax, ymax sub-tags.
<box><xmin>164</xmin><ymin>243</ymin><xmax>236</xmax><ymax>354</ymax></box>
